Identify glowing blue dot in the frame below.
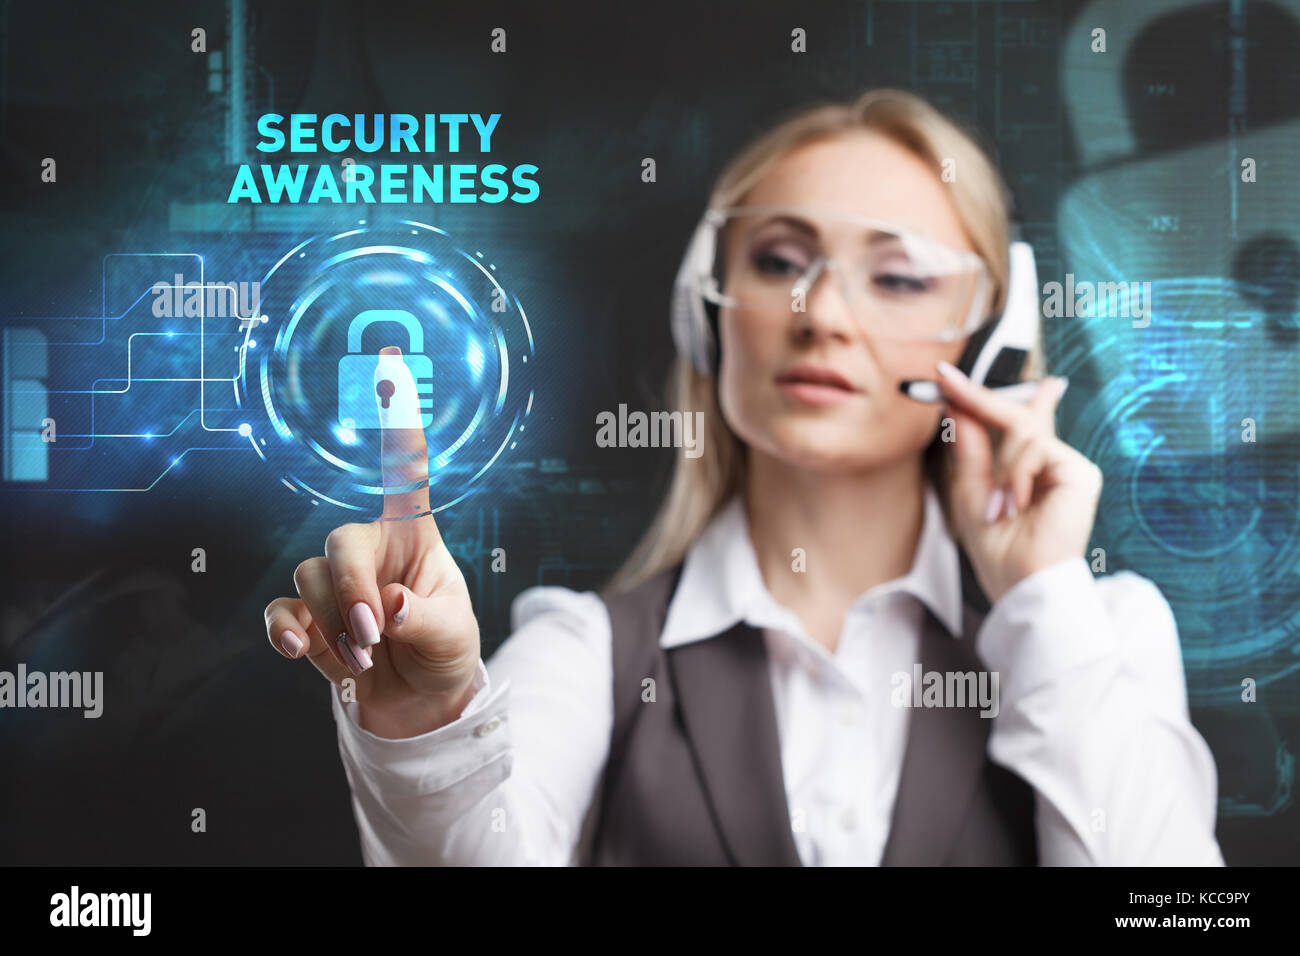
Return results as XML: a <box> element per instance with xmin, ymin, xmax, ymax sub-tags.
<box><xmin>166</xmin><ymin>331</ymin><xmax>175</xmax><ymax>337</ymax></box>
<box><xmin>238</xmin><ymin>423</ymin><xmax>252</xmax><ymax>437</ymax></box>
<box><xmin>359</xmin><ymin>219</ymin><xmax>367</xmax><ymax>225</ymax></box>
<box><xmin>248</xmin><ymin>339</ymin><xmax>257</xmax><ymax>349</ymax></box>
<box><xmin>522</xmin><ymin>355</ymin><xmax>528</xmax><ymax>362</ymax></box>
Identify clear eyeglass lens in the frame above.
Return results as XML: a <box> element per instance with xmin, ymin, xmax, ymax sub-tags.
<box><xmin>712</xmin><ymin>211</ymin><xmax>987</xmax><ymax>340</ymax></box>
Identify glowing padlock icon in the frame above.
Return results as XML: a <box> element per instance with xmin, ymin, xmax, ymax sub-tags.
<box><xmin>336</xmin><ymin>310</ymin><xmax>434</xmax><ymax>430</ymax></box>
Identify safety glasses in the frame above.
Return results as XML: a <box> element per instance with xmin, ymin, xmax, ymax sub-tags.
<box><xmin>695</xmin><ymin>204</ymin><xmax>993</xmax><ymax>342</ymax></box>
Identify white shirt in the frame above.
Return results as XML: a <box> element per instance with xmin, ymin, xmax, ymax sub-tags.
<box><xmin>330</xmin><ymin>484</ymin><xmax>1226</xmax><ymax>866</ymax></box>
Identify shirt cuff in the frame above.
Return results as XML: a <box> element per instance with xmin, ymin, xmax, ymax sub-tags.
<box><xmin>974</xmin><ymin>556</ymin><xmax>1120</xmax><ymax>700</ymax></box>
<box><xmin>330</xmin><ymin>658</ymin><xmax>514</xmax><ymax>796</ymax></box>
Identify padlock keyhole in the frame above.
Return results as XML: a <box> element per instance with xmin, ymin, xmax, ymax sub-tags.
<box><xmin>376</xmin><ymin>378</ymin><xmax>396</xmax><ymax>408</ymax></box>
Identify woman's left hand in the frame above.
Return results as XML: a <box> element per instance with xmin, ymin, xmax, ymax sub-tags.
<box><xmin>934</xmin><ymin>361</ymin><xmax>1103</xmax><ymax>606</ymax></box>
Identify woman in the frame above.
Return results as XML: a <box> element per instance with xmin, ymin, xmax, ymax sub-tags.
<box><xmin>264</xmin><ymin>89</ymin><xmax>1225</xmax><ymax>865</ymax></box>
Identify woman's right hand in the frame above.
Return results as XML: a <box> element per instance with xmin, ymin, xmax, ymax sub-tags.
<box><xmin>263</xmin><ymin>346</ymin><xmax>482</xmax><ymax>739</ymax></box>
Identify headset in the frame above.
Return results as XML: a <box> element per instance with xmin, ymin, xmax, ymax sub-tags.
<box><xmin>669</xmin><ymin>211</ymin><xmax>1040</xmax><ymax>391</ymax></box>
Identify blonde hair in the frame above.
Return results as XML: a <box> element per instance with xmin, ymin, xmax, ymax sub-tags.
<box><xmin>609</xmin><ymin>88</ymin><xmax>1044</xmax><ymax>591</ymax></box>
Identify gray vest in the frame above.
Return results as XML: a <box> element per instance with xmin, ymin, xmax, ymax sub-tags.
<box><xmin>578</xmin><ymin>552</ymin><xmax>1038</xmax><ymax>866</ymax></box>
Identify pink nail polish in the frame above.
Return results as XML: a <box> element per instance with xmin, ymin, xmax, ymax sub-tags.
<box><xmin>337</xmin><ymin>633</ymin><xmax>373</xmax><ymax>675</ymax></box>
<box><xmin>349</xmin><ymin>602</ymin><xmax>382</xmax><ymax>648</ymax></box>
<box><xmin>983</xmin><ymin>488</ymin><xmax>1004</xmax><ymax>523</ymax></box>
<box><xmin>1003</xmin><ymin>490</ymin><xmax>1019</xmax><ymax>519</ymax></box>
<box><xmin>392</xmin><ymin>590</ymin><xmax>409</xmax><ymax>626</ymax></box>
<box><xmin>280</xmin><ymin>630</ymin><xmax>304</xmax><ymax>658</ymax></box>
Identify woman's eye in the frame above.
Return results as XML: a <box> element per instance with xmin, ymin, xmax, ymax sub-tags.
<box><xmin>753</xmin><ymin>250</ymin><xmax>806</xmax><ymax>277</ymax></box>
<box><xmin>874</xmin><ymin>273</ymin><xmax>933</xmax><ymax>294</ymax></box>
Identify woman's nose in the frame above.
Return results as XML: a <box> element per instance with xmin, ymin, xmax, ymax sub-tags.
<box><xmin>793</xmin><ymin>260</ymin><xmax>858</xmax><ymax>343</ymax></box>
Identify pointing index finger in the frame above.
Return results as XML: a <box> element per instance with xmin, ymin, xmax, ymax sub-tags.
<box><xmin>377</xmin><ymin>345</ymin><xmax>432</xmax><ymax>520</ymax></box>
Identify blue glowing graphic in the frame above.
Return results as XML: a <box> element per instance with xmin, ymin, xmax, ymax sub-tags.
<box><xmin>235</xmin><ymin>221</ymin><xmax>536</xmax><ymax>514</ymax></box>
<box><xmin>1053</xmin><ymin>276</ymin><xmax>1300</xmax><ymax>700</ymax></box>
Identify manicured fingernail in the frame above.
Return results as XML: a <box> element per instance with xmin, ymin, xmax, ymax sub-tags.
<box><xmin>1003</xmin><ymin>488</ymin><xmax>1019</xmax><ymax>519</ymax></box>
<box><xmin>936</xmin><ymin>360</ymin><xmax>968</xmax><ymax>383</ymax></box>
<box><xmin>983</xmin><ymin>487</ymin><xmax>1005</xmax><ymax>523</ymax></box>
<box><xmin>280</xmin><ymin>630</ymin><xmax>303</xmax><ymax>658</ymax></box>
<box><xmin>337</xmin><ymin>632</ymin><xmax>373</xmax><ymax>675</ymax></box>
<box><xmin>349</xmin><ymin>602</ymin><xmax>381</xmax><ymax>648</ymax></box>
<box><xmin>1055</xmin><ymin>376</ymin><xmax>1070</xmax><ymax>399</ymax></box>
<box><xmin>392</xmin><ymin>589</ymin><xmax>409</xmax><ymax>626</ymax></box>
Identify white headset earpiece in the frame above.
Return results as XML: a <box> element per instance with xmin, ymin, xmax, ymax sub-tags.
<box><xmin>965</xmin><ymin>239</ymin><xmax>1040</xmax><ymax>388</ymax></box>
<box><xmin>670</xmin><ymin>212</ymin><xmax>722</xmax><ymax>376</ymax></box>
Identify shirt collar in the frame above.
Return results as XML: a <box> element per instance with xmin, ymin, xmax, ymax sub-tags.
<box><xmin>659</xmin><ymin>481</ymin><xmax>964</xmax><ymax>649</ymax></box>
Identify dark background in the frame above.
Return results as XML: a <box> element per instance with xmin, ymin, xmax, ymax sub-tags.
<box><xmin>1</xmin><ymin>0</ymin><xmax>1297</xmax><ymax>864</ymax></box>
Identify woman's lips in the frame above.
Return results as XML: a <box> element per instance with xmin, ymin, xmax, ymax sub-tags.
<box><xmin>775</xmin><ymin>365</ymin><xmax>862</xmax><ymax>406</ymax></box>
